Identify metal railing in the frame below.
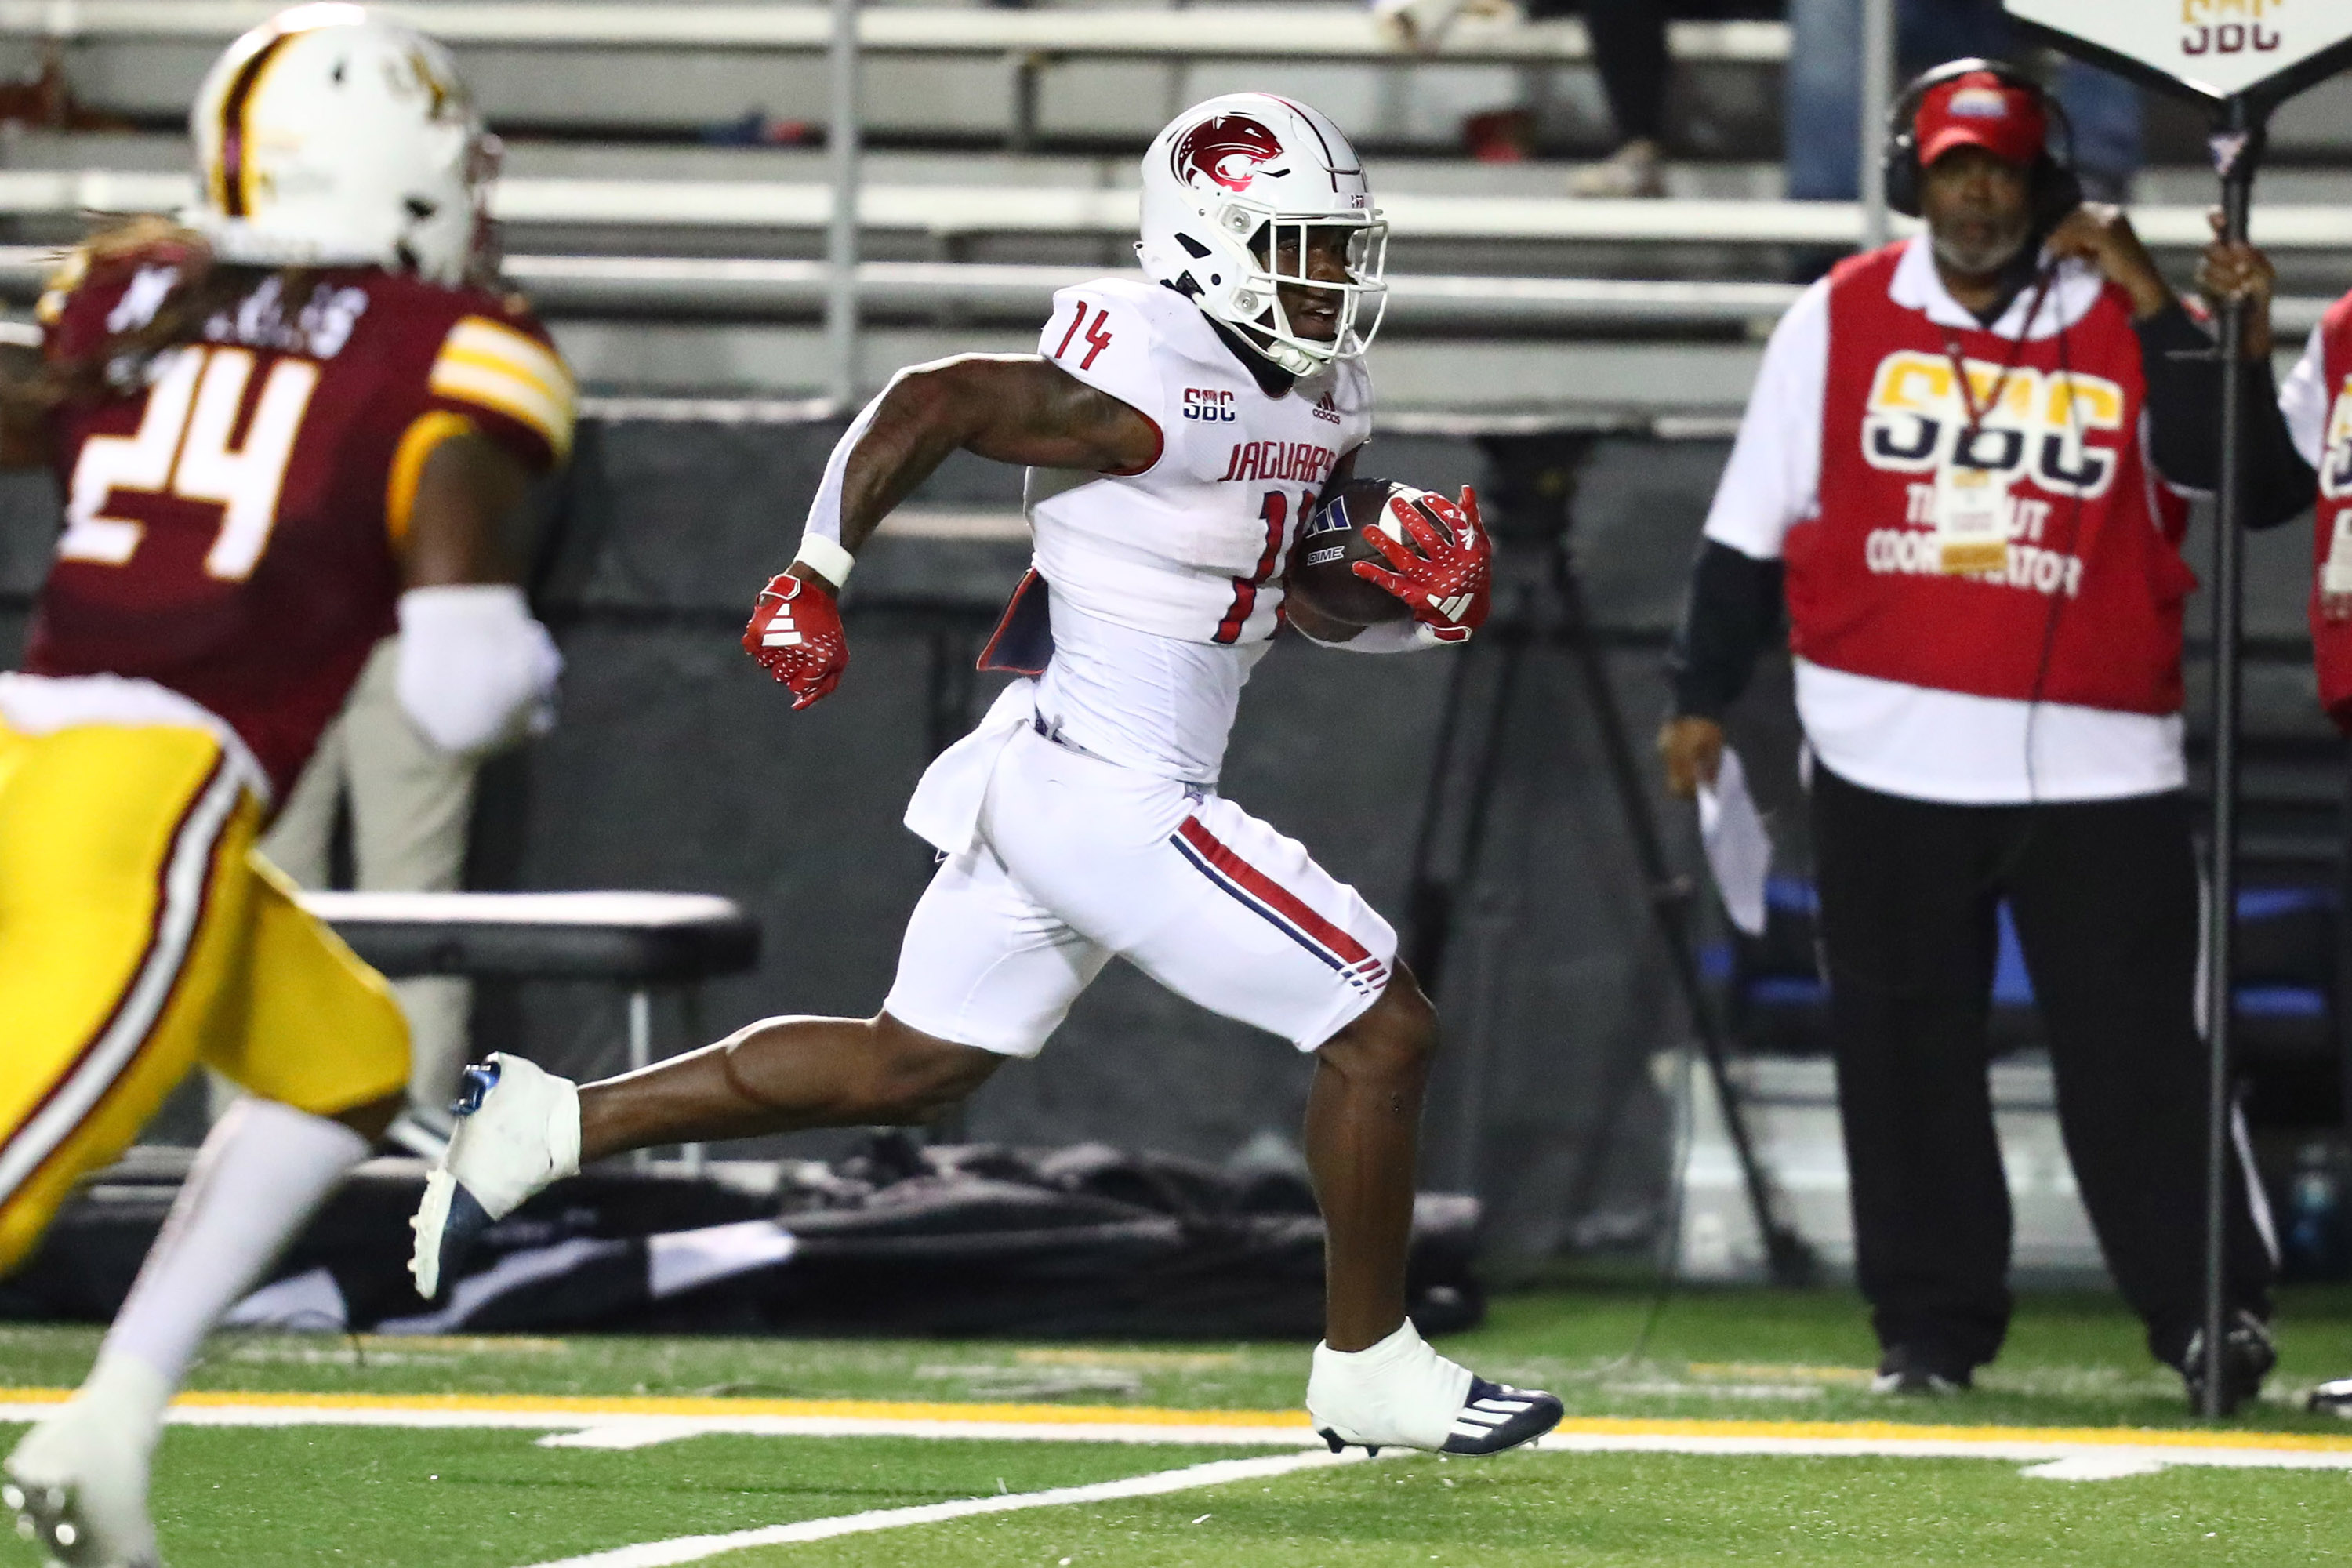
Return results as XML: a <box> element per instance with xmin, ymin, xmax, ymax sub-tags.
<box><xmin>5</xmin><ymin>173</ymin><xmax>2351</xmax><ymax>252</ymax></box>
<box><xmin>0</xmin><ymin>248</ymin><xmax>2328</xmax><ymax>339</ymax></box>
<box><xmin>0</xmin><ymin>2</ymin><xmax>1789</xmax><ymax>65</ymax></box>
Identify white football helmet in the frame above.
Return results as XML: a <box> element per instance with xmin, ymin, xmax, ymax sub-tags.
<box><xmin>1137</xmin><ymin>93</ymin><xmax>1388</xmax><ymax>377</ymax></box>
<box><xmin>185</xmin><ymin>3</ymin><xmax>495</xmax><ymax>285</ymax></box>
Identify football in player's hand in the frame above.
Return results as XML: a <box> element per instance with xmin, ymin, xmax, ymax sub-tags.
<box><xmin>1287</xmin><ymin>477</ymin><xmax>1454</xmax><ymax>627</ymax></box>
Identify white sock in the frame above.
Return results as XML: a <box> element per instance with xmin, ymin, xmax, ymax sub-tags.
<box><xmin>1308</xmin><ymin>1319</ymin><xmax>1471</xmax><ymax>1450</ymax></box>
<box><xmin>1321</xmin><ymin>1319</ymin><xmax>1427</xmax><ymax>1368</ymax></box>
<box><xmin>94</xmin><ymin>1098</ymin><xmax>368</xmax><ymax>1417</ymax></box>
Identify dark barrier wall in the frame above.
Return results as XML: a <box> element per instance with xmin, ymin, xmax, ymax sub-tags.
<box><xmin>496</xmin><ymin>417</ymin><xmax>1715</xmax><ymax>1261</ymax></box>
<box><xmin>0</xmin><ymin>418</ymin><xmax>2330</xmax><ymax>1261</ymax></box>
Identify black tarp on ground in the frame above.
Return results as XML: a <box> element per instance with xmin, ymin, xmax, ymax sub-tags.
<box><xmin>0</xmin><ymin>1140</ymin><xmax>1482</xmax><ymax>1340</ymax></box>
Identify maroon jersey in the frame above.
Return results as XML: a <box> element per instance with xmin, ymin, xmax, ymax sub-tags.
<box><xmin>22</xmin><ymin>253</ymin><xmax>572</xmax><ymax>797</ymax></box>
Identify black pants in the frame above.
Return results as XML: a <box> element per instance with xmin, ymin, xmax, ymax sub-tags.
<box><xmin>1811</xmin><ymin>766</ymin><xmax>2274</xmax><ymax>1372</ymax></box>
<box><xmin>1521</xmin><ymin>0</ymin><xmax>1669</xmax><ymax>143</ymax></box>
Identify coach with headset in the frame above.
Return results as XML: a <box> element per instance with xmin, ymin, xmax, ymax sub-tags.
<box><xmin>1657</xmin><ymin>60</ymin><xmax>2278</xmax><ymax>1411</ymax></box>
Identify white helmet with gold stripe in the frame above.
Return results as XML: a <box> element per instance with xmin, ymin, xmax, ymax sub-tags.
<box><xmin>187</xmin><ymin>3</ymin><xmax>494</xmax><ymax>285</ymax></box>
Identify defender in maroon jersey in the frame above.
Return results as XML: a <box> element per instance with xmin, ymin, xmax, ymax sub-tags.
<box><xmin>26</xmin><ymin>253</ymin><xmax>571</xmax><ymax>798</ymax></box>
<box><xmin>1</xmin><ymin>11</ymin><xmax>572</xmax><ymax>1565</ymax></box>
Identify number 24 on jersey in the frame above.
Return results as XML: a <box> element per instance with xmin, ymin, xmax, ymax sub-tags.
<box><xmin>58</xmin><ymin>344</ymin><xmax>320</xmax><ymax>583</ymax></box>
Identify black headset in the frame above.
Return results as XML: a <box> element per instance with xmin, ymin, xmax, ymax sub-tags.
<box><xmin>1882</xmin><ymin>57</ymin><xmax>2082</xmax><ymax>238</ymax></box>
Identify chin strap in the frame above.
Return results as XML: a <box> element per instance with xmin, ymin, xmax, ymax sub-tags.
<box><xmin>1234</xmin><ymin>315</ymin><xmax>1336</xmax><ymax>377</ymax></box>
<box><xmin>1247</xmin><ymin>328</ymin><xmax>1329</xmax><ymax>377</ymax></box>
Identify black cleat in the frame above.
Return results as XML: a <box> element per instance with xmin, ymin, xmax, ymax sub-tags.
<box><xmin>1871</xmin><ymin>1345</ymin><xmax>1972</xmax><ymax>1396</ymax></box>
<box><xmin>2183</xmin><ymin>1311</ymin><xmax>2275</xmax><ymax>1417</ymax></box>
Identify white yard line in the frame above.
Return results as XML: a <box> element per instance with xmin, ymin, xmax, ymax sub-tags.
<box><xmin>515</xmin><ymin>1450</ymin><xmax>1364</xmax><ymax>1568</ymax></box>
<box><xmin>532</xmin><ymin>1416</ymin><xmax>1319</xmax><ymax>1449</ymax></box>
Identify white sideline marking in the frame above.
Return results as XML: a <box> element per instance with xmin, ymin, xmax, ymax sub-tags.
<box><xmin>2019</xmin><ymin>1454</ymin><xmax>2171</xmax><ymax>1481</ymax></box>
<box><xmin>516</xmin><ymin>1450</ymin><xmax>1363</xmax><ymax>1568</ymax></box>
<box><xmin>1534</xmin><ymin>1432</ymin><xmax>2352</xmax><ymax>1472</ymax></box>
<box><xmin>539</xmin><ymin>1425</ymin><xmax>706</xmax><ymax>1451</ymax></box>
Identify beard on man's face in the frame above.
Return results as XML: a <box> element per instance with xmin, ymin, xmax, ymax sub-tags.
<box><xmin>1929</xmin><ymin>207</ymin><xmax>2033</xmax><ymax>278</ymax></box>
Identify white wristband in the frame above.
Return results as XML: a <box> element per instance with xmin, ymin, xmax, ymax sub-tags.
<box><xmin>394</xmin><ymin>585</ymin><xmax>563</xmax><ymax>753</ymax></box>
<box><xmin>793</xmin><ymin>534</ymin><xmax>856</xmax><ymax>588</ymax></box>
<box><xmin>1301</xmin><ymin>618</ymin><xmax>1448</xmax><ymax>654</ymax></box>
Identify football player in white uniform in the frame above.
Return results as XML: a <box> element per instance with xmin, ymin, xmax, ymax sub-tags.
<box><xmin>411</xmin><ymin>93</ymin><xmax>1562</xmax><ymax>1457</ymax></box>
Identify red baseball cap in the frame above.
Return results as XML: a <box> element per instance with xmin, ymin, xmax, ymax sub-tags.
<box><xmin>1915</xmin><ymin>71</ymin><xmax>2047</xmax><ymax>169</ymax></box>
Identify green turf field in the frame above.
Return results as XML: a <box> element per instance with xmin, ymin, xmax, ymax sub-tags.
<box><xmin>5</xmin><ymin>1286</ymin><xmax>2352</xmax><ymax>1566</ymax></box>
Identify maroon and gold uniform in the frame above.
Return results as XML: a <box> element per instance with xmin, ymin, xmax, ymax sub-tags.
<box><xmin>0</xmin><ymin>249</ymin><xmax>575</xmax><ymax>1270</ymax></box>
<box><xmin>25</xmin><ymin>254</ymin><xmax>572</xmax><ymax>797</ymax></box>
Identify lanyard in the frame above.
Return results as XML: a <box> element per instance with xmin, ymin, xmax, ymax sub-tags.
<box><xmin>1939</xmin><ymin>269</ymin><xmax>2056</xmax><ymax>440</ymax></box>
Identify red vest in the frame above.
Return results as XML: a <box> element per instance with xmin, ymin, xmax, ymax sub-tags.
<box><xmin>2305</xmin><ymin>292</ymin><xmax>2352</xmax><ymax>731</ymax></box>
<box><xmin>1784</xmin><ymin>245</ymin><xmax>2196</xmax><ymax>716</ymax></box>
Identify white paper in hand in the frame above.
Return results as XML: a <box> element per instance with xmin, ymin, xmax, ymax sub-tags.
<box><xmin>1697</xmin><ymin>746</ymin><xmax>1770</xmax><ymax>938</ymax></box>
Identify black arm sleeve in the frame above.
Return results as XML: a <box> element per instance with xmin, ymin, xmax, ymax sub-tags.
<box><xmin>2136</xmin><ymin>302</ymin><xmax>2316</xmax><ymax>531</ymax></box>
<box><xmin>1667</xmin><ymin>539</ymin><xmax>1785</xmax><ymax>720</ymax></box>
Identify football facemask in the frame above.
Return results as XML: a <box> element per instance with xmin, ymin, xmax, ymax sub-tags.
<box><xmin>1226</xmin><ymin>212</ymin><xmax>1389</xmax><ymax>375</ymax></box>
<box><xmin>1138</xmin><ymin>93</ymin><xmax>1388</xmax><ymax>377</ymax></box>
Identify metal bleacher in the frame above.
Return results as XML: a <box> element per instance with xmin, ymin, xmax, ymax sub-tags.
<box><xmin>4</xmin><ymin>2</ymin><xmax>2352</xmax><ymax>412</ymax></box>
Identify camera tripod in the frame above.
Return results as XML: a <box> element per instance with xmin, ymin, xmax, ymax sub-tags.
<box><xmin>1398</xmin><ymin>431</ymin><xmax>1817</xmax><ymax>1287</ymax></box>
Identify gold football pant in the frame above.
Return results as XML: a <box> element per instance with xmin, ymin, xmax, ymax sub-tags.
<box><xmin>0</xmin><ymin>718</ymin><xmax>411</xmax><ymax>1276</ymax></box>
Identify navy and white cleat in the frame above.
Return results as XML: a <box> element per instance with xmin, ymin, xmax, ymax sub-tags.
<box><xmin>1305</xmin><ymin>1319</ymin><xmax>1563</xmax><ymax>1457</ymax></box>
<box><xmin>408</xmin><ymin>1054</ymin><xmax>581</xmax><ymax>1298</ymax></box>
<box><xmin>1437</xmin><ymin>1377</ymin><xmax>1566</xmax><ymax>1455</ymax></box>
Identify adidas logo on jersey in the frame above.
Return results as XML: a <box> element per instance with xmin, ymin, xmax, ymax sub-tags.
<box><xmin>1312</xmin><ymin>392</ymin><xmax>1341</xmax><ymax>426</ymax></box>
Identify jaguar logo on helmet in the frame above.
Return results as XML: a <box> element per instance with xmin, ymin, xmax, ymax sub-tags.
<box><xmin>1171</xmin><ymin>114</ymin><xmax>1287</xmax><ymax>194</ymax></box>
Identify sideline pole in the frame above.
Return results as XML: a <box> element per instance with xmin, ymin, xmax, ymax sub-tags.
<box><xmin>826</xmin><ymin>0</ymin><xmax>862</xmax><ymax>411</ymax></box>
<box><xmin>2200</xmin><ymin>98</ymin><xmax>2263</xmax><ymax>1420</ymax></box>
<box><xmin>2004</xmin><ymin>0</ymin><xmax>2352</xmax><ymax>1421</ymax></box>
<box><xmin>1858</xmin><ymin>0</ymin><xmax>1896</xmax><ymax>250</ymax></box>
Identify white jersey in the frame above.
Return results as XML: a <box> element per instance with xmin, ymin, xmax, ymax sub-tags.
<box><xmin>1024</xmin><ymin>276</ymin><xmax>1372</xmax><ymax>782</ymax></box>
<box><xmin>891</xmin><ymin>278</ymin><xmax>1398</xmax><ymax>1065</ymax></box>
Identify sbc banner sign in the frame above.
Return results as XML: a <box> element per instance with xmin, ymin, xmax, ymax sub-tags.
<box><xmin>2006</xmin><ymin>0</ymin><xmax>2352</xmax><ymax>103</ymax></box>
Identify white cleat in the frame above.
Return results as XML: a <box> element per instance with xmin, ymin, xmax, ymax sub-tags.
<box><xmin>408</xmin><ymin>1054</ymin><xmax>581</xmax><ymax>1299</ymax></box>
<box><xmin>1305</xmin><ymin>1319</ymin><xmax>1563</xmax><ymax>1457</ymax></box>
<box><xmin>5</xmin><ymin>1391</ymin><xmax>163</xmax><ymax>1568</ymax></box>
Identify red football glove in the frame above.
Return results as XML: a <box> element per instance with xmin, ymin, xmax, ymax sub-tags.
<box><xmin>742</xmin><ymin>571</ymin><xmax>848</xmax><ymax>709</ymax></box>
<box><xmin>1352</xmin><ymin>486</ymin><xmax>1493</xmax><ymax>644</ymax></box>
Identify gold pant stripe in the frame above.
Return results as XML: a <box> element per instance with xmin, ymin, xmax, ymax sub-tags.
<box><xmin>0</xmin><ymin>751</ymin><xmax>244</xmax><ymax>1206</ymax></box>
